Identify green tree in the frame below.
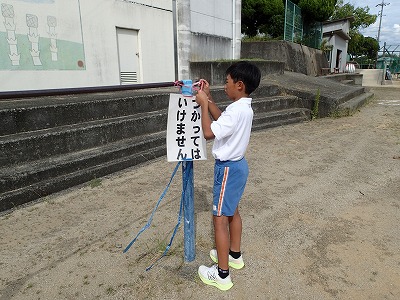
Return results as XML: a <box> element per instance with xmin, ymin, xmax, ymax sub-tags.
<box><xmin>348</xmin><ymin>33</ymin><xmax>378</xmax><ymax>59</ymax></box>
<box><xmin>242</xmin><ymin>0</ymin><xmax>337</xmax><ymax>38</ymax></box>
<box><xmin>362</xmin><ymin>37</ymin><xmax>379</xmax><ymax>59</ymax></box>
<box><xmin>298</xmin><ymin>0</ymin><xmax>337</xmax><ymax>23</ymax></box>
<box><xmin>242</xmin><ymin>0</ymin><xmax>284</xmax><ymax>37</ymax></box>
<box><xmin>331</xmin><ymin>0</ymin><xmax>377</xmax><ymax>31</ymax></box>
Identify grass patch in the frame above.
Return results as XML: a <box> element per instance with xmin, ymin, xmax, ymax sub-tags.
<box><xmin>89</xmin><ymin>178</ymin><xmax>102</xmax><ymax>188</ymax></box>
<box><xmin>311</xmin><ymin>88</ymin><xmax>320</xmax><ymax>120</ymax></box>
<box><xmin>106</xmin><ymin>286</ymin><xmax>116</xmax><ymax>295</ymax></box>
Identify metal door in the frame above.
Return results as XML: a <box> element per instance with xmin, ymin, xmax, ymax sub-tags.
<box><xmin>116</xmin><ymin>28</ymin><xmax>140</xmax><ymax>84</ymax></box>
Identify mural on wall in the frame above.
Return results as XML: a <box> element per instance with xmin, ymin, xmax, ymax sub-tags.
<box><xmin>0</xmin><ymin>0</ymin><xmax>85</xmax><ymax>70</ymax></box>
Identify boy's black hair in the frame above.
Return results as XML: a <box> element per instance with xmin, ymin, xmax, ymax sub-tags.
<box><xmin>225</xmin><ymin>61</ymin><xmax>261</xmax><ymax>95</ymax></box>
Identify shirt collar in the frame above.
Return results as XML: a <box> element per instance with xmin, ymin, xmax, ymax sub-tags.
<box><xmin>231</xmin><ymin>97</ymin><xmax>252</xmax><ymax>106</ymax></box>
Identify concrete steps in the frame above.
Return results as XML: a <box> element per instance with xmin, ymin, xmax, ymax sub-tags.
<box><xmin>0</xmin><ymin>131</ymin><xmax>166</xmax><ymax>193</ymax></box>
<box><xmin>0</xmin><ymin>110</ymin><xmax>168</xmax><ymax>166</ymax></box>
<box><xmin>336</xmin><ymin>92</ymin><xmax>374</xmax><ymax>116</ymax></box>
<box><xmin>0</xmin><ymin>89</ymin><xmax>310</xmax><ymax>212</ymax></box>
<box><xmin>263</xmin><ymin>72</ymin><xmax>371</xmax><ymax>118</ymax></box>
<box><xmin>1</xmin><ymin>144</ymin><xmax>167</xmax><ymax>210</ymax></box>
<box><xmin>340</xmin><ymin>79</ymin><xmax>355</xmax><ymax>85</ymax></box>
<box><xmin>0</xmin><ymin>93</ymin><xmax>169</xmax><ymax>136</ymax></box>
<box><xmin>253</xmin><ymin>108</ymin><xmax>310</xmax><ymax>131</ymax></box>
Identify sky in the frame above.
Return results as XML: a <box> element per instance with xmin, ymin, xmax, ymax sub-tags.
<box><xmin>349</xmin><ymin>0</ymin><xmax>400</xmax><ymax>51</ymax></box>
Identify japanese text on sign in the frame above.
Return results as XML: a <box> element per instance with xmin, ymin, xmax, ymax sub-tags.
<box><xmin>167</xmin><ymin>93</ymin><xmax>207</xmax><ymax>162</ymax></box>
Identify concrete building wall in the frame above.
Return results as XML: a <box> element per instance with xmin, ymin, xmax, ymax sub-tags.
<box><xmin>323</xmin><ymin>19</ymin><xmax>350</xmax><ymax>36</ymax></box>
<box><xmin>177</xmin><ymin>0</ymin><xmax>241</xmax><ymax>80</ymax></box>
<box><xmin>323</xmin><ymin>35</ymin><xmax>349</xmax><ymax>73</ymax></box>
<box><xmin>0</xmin><ymin>0</ymin><xmax>175</xmax><ymax>92</ymax></box>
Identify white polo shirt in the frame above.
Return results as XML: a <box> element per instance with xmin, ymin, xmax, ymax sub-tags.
<box><xmin>210</xmin><ymin>97</ymin><xmax>253</xmax><ymax>161</ymax></box>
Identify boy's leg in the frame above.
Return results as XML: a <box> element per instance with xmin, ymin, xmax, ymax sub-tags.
<box><xmin>229</xmin><ymin>208</ymin><xmax>242</xmax><ymax>253</ymax></box>
<box><xmin>213</xmin><ymin>215</ymin><xmax>230</xmax><ymax>270</ymax></box>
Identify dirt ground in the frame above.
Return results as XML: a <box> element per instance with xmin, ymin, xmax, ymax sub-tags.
<box><xmin>0</xmin><ymin>86</ymin><xmax>399</xmax><ymax>300</ymax></box>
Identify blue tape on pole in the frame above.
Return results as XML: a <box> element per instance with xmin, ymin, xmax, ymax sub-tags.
<box><xmin>123</xmin><ymin>161</ymin><xmax>181</xmax><ymax>254</ymax></box>
<box><xmin>181</xmin><ymin>79</ymin><xmax>193</xmax><ymax>96</ymax></box>
<box><xmin>145</xmin><ymin>189</ymin><xmax>184</xmax><ymax>271</ymax></box>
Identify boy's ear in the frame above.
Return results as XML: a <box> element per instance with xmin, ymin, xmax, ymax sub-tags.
<box><xmin>236</xmin><ymin>80</ymin><xmax>244</xmax><ymax>91</ymax></box>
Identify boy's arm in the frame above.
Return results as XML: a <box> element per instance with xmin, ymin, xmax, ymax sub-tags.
<box><xmin>207</xmin><ymin>98</ymin><xmax>222</xmax><ymax>121</ymax></box>
<box><xmin>195</xmin><ymin>90</ymin><xmax>215</xmax><ymax>140</ymax></box>
<box><xmin>199</xmin><ymin>80</ymin><xmax>222</xmax><ymax>120</ymax></box>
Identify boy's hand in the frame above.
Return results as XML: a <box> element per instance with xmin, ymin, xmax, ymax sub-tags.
<box><xmin>195</xmin><ymin>90</ymin><xmax>210</xmax><ymax>106</ymax></box>
<box><xmin>199</xmin><ymin>79</ymin><xmax>211</xmax><ymax>97</ymax></box>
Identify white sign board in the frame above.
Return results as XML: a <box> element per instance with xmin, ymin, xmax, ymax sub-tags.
<box><xmin>167</xmin><ymin>93</ymin><xmax>207</xmax><ymax>162</ymax></box>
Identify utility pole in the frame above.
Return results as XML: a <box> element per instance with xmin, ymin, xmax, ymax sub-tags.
<box><xmin>375</xmin><ymin>0</ymin><xmax>390</xmax><ymax>68</ymax></box>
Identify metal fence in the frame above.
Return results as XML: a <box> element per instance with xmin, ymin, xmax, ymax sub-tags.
<box><xmin>284</xmin><ymin>0</ymin><xmax>303</xmax><ymax>43</ymax></box>
<box><xmin>377</xmin><ymin>44</ymin><xmax>400</xmax><ymax>74</ymax></box>
<box><xmin>303</xmin><ymin>22</ymin><xmax>323</xmax><ymax>49</ymax></box>
<box><xmin>284</xmin><ymin>0</ymin><xmax>322</xmax><ymax>49</ymax></box>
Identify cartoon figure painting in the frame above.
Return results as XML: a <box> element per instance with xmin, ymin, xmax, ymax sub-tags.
<box><xmin>17</xmin><ymin>0</ymin><xmax>55</xmax><ymax>3</ymax></box>
<box><xmin>1</xmin><ymin>3</ymin><xmax>20</xmax><ymax>65</ymax></box>
<box><xmin>0</xmin><ymin>0</ymin><xmax>84</xmax><ymax>70</ymax></box>
<box><xmin>47</xmin><ymin>15</ymin><xmax>58</xmax><ymax>61</ymax></box>
<box><xmin>26</xmin><ymin>13</ymin><xmax>42</xmax><ymax>65</ymax></box>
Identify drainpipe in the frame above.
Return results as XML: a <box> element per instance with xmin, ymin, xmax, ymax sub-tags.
<box><xmin>177</xmin><ymin>0</ymin><xmax>191</xmax><ymax>80</ymax></box>
<box><xmin>172</xmin><ymin>0</ymin><xmax>178</xmax><ymax>80</ymax></box>
<box><xmin>232</xmin><ymin>0</ymin><xmax>235</xmax><ymax>59</ymax></box>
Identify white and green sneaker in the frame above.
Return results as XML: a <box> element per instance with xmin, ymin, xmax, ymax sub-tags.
<box><xmin>198</xmin><ymin>264</ymin><xmax>233</xmax><ymax>291</ymax></box>
<box><xmin>209</xmin><ymin>249</ymin><xmax>245</xmax><ymax>270</ymax></box>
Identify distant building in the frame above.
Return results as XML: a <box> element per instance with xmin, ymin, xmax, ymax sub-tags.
<box><xmin>322</xmin><ymin>16</ymin><xmax>354</xmax><ymax>73</ymax></box>
<box><xmin>0</xmin><ymin>0</ymin><xmax>241</xmax><ymax>92</ymax></box>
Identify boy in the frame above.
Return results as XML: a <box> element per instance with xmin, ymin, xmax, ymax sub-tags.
<box><xmin>195</xmin><ymin>61</ymin><xmax>261</xmax><ymax>291</ymax></box>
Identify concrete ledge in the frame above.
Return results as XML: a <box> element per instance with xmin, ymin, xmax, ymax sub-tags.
<box><xmin>241</xmin><ymin>41</ymin><xmax>328</xmax><ymax>76</ymax></box>
<box><xmin>358</xmin><ymin>69</ymin><xmax>384</xmax><ymax>86</ymax></box>
<box><xmin>323</xmin><ymin>73</ymin><xmax>363</xmax><ymax>86</ymax></box>
<box><xmin>262</xmin><ymin>72</ymin><xmax>369</xmax><ymax>117</ymax></box>
<box><xmin>335</xmin><ymin>92</ymin><xmax>374</xmax><ymax>117</ymax></box>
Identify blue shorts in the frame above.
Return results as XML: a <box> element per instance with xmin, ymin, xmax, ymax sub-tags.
<box><xmin>213</xmin><ymin>158</ymin><xmax>249</xmax><ymax>216</ymax></box>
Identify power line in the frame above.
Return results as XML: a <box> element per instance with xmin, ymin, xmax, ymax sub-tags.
<box><xmin>375</xmin><ymin>0</ymin><xmax>390</xmax><ymax>67</ymax></box>
<box><xmin>376</xmin><ymin>0</ymin><xmax>390</xmax><ymax>47</ymax></box>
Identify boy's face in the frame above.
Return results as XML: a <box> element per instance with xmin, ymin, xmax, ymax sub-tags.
<box><xmin>224</xmin><ymin>74</ymin><xmax>243</xmax><ymax>101</ymax></box>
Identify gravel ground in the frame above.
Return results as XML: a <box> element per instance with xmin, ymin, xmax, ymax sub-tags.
<box><xmin>0</xmin><ymin>86</ymin><xmax>399</xmax><ymax>300</ymax></box>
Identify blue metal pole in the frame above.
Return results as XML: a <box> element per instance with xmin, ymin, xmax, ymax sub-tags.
<box><xmin>182</xmin><ymin>160</ymin><xmax>195</xmax><ymax>262</ymax></box>
<box><xmin>181</xmin><ymin>80</ymin><xmax>195</xmax><ymax>262</ymax></box>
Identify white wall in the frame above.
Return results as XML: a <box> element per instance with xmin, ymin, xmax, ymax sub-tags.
<box><xmin>176</xmin><ymin>0</ymin><xmax>241</xmax><ymax>80</ymax></box>
<box><xmin>190</xmin><ymin>0</ymin><xmax>241</xmax><ymax>60</ymax></box>
<box><xmin>323</xmin><ymin>20</ymin><xmax>350</xmax><ymax>36</ymax></box>
<box><xmin>335</xmin><ymin>38</ymin><xmax>348</xmax><ymax>72</ymax></box>
<box><xmin>324</xmin><ymin>35</ymin><xmax>348</xmax><ymax>73</ymax></box>
<box><xmin>0</xmin><ymin>0</ymin><xmax>175</xmax><ymax>92</ymax></box>
<box><xmin>191</xmin><ymin>0</ymin><xmax>233</xmax><ymax>38</ymax></box>
<box><xmin>0</xmin><ymin>0</ymin><xmax>239</xmax><ymax>92</ymax></box>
